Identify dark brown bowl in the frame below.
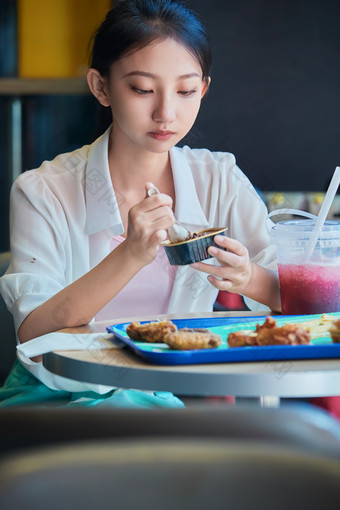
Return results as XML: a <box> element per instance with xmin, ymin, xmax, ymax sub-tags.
<box><xmin>162</xmin><ymin>227</ymin><xmax>228</xmax><ymax>266</ymax></box>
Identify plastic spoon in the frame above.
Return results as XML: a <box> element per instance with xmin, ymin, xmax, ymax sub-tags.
<box><xmin>304</xmin><ymin>166</ymin><xmax>340</xmax><ymax>260</ymax></box>
<box><xmin>146</xmin><ymin>184</ymin><xmax>191</xmax><ymax>242</ymax></box>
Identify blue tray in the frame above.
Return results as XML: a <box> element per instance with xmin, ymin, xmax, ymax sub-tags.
<box><xmin>106</xmin><ymin>313</ymin><xmax>340</xmax><ymax>365</ymax></box>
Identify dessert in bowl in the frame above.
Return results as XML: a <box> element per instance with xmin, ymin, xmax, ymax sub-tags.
<box><xmin>161</xmin><ymin>227</ymin><xmax>228</xmax><ymax>266</ymax></box>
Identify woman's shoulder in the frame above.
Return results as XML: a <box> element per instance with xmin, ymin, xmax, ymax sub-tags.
<box><xmin>13</xmin><ymin>144</ymin><xmax>90</xmax><ymax>194</ymax></box>
<box><xmin>13</xmin><ymin>127</ymin><xmax>111</xmax><ymax>196</ymax></box>
<box><xmin>172</xmin><ymin>145</ymin><xmax>254</xmax><ymax>192</ymax></box>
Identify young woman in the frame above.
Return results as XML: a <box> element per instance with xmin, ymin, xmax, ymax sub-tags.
<box><xmin>0</xmin><ymin>0</ymin><xmax>280</xmax><ymax>407</ymax></box>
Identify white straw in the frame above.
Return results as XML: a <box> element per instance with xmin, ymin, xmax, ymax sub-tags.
<box><xmin>304</xmin><ymin>166</ymin><xmax>340</xmax><ymax>260</ymax></box>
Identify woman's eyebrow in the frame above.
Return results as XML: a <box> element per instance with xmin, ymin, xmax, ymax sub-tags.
<box><xmin>122</xmin><ymin>71</ymin><xmax>201</xmax><ymax>79</ymax></box>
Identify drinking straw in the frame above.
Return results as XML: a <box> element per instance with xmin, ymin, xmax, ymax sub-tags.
<box><xmin>304</xmin><ymin>166</ymin><xmax>340</xmax><ymax>260</ymax></box>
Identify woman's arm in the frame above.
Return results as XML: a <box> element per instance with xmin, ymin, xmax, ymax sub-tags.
<box><xmin>241</xmin><ymin>262</ymin><xmax>281</xmax><ymax>313</ymax></box>
<box><xmin>18</xmin><ymin>191</ymin><xmax>174</xmax><ymax>342</ymax></box>
<box><xmin>18</xmin><ymin>242</ymin><xmax>141</xmax><ymax>342</ymax></box>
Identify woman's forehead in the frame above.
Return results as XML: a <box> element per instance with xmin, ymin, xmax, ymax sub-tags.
<box><xmin>113</xmin><ymin>38</ymin><xmax>203</xmax><ymax>77</ymax></box>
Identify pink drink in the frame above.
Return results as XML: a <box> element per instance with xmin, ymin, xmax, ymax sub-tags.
<box><xmin>278</xmin><ymin>263</ymin><xmax>340</xmax><ymax>315</ymax></box>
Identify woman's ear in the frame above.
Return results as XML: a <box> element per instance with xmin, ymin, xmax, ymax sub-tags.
<box><xmin>201</xmin><ymin>76</ymin><xmax>211</xmax><ymax>98</ymax></box>
<box><xmin>87</xmin><ymin>68</ymin><xmax>111</xmax><ymax>107</ymax></box>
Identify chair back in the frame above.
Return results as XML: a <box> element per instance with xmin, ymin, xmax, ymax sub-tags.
<box><xmin>0</xmin><ymin>252</ymin><xmax>16</xmax><ymax>385</ymax></box>
<box><xmin>1</xmin><ymin>404</ymin><xmax>340</xmax><ymax>459</ymax></box>
<box><xmin>0</xmin><ymin>439</ymin><xmax>340</xmax><ymax>510</ymax></box>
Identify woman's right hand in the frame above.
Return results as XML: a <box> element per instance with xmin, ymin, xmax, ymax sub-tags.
<box><xmin>124</xmin><ymin>183</ymin><xmax>175</xmax><ymax>265</ymax></box>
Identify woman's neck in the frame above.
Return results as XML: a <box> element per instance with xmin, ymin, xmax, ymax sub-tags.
<box><xmin>107</xmin><ymin>127</ymin><xmax>174</xmax><ymax>197</ymax></box>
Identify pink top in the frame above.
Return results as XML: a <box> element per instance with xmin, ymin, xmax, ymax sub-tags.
<box><xmin>95</xmin><ymin>235</ymin><xmax>177</xmax><ymax>321</ymax></box>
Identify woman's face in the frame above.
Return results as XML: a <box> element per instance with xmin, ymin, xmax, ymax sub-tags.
<box><xmin>103</xmin><ymin>38</ymin><xmax>209</xmax><ymax>154</ymax></box>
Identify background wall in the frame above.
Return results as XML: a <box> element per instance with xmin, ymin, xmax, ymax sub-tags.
<box><xmin>0</xmin><ymin>0</ymin><xmax>112</xmax><ymax>252</ymax></box>
<box><xmin>17</xmin><ymin>0</ymin><xmax>112</xmax><ymax>77</ymax></box>
<box><xmin>182</xmin><ymin>0</ymin><xmax>340</xmax><ymax>192</ymax></box>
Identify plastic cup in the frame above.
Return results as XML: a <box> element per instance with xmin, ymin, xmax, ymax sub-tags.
<box><xmin>271</xmin><ymin>219</ymin><xmax>340</xmax><ymax>315</ymax></box>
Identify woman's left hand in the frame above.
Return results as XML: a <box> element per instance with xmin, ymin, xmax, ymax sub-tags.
<box><xmin>190</xmin><ymin>235</ymin><xmax>252</xmax><ymax>294</ymax></box>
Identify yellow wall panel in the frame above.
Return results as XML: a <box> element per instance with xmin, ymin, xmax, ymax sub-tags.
<box><xmin>18</xmin><ymin>0</ymin><xmax>112</xmax><ymax>77</ymax></box>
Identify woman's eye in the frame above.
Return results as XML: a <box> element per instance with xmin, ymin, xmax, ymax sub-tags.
<box><xmin>131</xmin><ymin>86</ymin><xmax>152</xmax><ymax>95</ymax></box>
<box><xmin>178</xmin><ymin>89</ymin><xmax>197</xmax><ymax>96</ymax></box>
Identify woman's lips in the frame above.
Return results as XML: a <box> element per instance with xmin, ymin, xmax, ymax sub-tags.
<box><xmin>148</xmin><ymin>131</ymin><xmax>175</xmax><ymax>141</ymax></box>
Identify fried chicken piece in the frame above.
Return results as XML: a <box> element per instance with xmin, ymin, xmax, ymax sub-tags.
<box><xmin>163</xmin><ymin>327</ymin><xmax>222</xmax><ymax>350</ymax></box>
<box><xmin>255</xmin><ymin>316</ymin><xmax>277</xmax><ymax>332</ymax></box>
<box><xmin>126</xmin><ymin>320</ymin><xmax>177</xmax><ymax>343</ymax></box>
<box><xmin>227</xmin><ymin>317</ymin><xmax>275</xmax><ymax>347</ymax></box>
<box><xmin>227</xmin><ymin>316</ymin><xmax>310</xmax><ymax>347</ymax></box>
<box><xmin>256</xmin><ymin>322</ymin><xmax>310</xmax><ymax>346</ymax></box>
<box><xmin>227</xmin><ymin>330</ymin><xmax>257</xmax><ymax>347</ymax></box>
<box><xmin>329</xmin><ymin>319</ymin><xmax>340</xmax><ymax>343</ymax></box>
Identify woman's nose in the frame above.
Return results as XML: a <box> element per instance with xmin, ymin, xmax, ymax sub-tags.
<box><xmin>152</xmin><ymin>96</ymin><xmax>176</xmax><ymax>123</ymax></box>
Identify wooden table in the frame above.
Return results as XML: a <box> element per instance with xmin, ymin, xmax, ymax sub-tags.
<box><xmin>42</xmin><ymin>311</ymin><xmax>340</xmax><ymax>406</ymax></box>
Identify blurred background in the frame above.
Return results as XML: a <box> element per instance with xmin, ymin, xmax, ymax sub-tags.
<box><xmin>0</xmin><ymin>0</ymin><xmax>112</xmax><ymax>252</ymax></box>
<box><xmin>1</xmin><ymin>0</ymin><xmax>340</xmax><ymax>254</ymax></box>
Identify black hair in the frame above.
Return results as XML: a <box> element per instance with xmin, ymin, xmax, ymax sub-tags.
<box><xmin>90</xmin><ymin>0</ymin><xmax>211</xmax><ymax>80</ymax></box>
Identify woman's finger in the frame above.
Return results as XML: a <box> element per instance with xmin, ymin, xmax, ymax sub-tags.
<box><xmin>213</xmin><ymin>235</ymin><xmax>248</xmax><ymax>255</ymax></box>
<box><xmin>144</xmin><ymin>193</ymin><xmax>173</xmax><ymax>211</ymax></box>
<box><xmin>207</xmin><ymin>274</ymin><xmax>233</xmax><ymax>291</ymax></box>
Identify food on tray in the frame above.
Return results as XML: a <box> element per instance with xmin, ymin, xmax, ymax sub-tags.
<box><xmin>227</xmin><ymin>314</ymin><xmax>340</xmax><ymax>348</ymax></box>
<box><xmin>255</xmin><ymin>317</ymin><xmax>310</xmax><ymax>346</ymax></box>
<box><xmin>163</xmin><ymin>327</ymin><xmax>222</xmax><ymax>350</ymax></box>
<box><xmin>329</xmin><ymin>319</ymin><xmax>340</xmax><ymax>343</ymax></box>
<box><xmin>298</xmin><ymin>313</ymin><xmax>335</xmax><ymax>339</ymax></box>
<box><xmin>227</xmin><ymin>330</ymin><xmax>257</xmax><ymax>347</ymax></box>
<box><xmin>126</xmin><ymin>313</ymin><xmax>340</xmax><ymax>351</ymax></box>
<box><xmin>227</xmin><ymin>316</ymin><xmax>311</xmax><ymax>347</ymax></box>
<box><xmin>126</xmin><ymin>320</ymin><xmax>177</xmax><ymax>343</ymax></box>
<box><xmin>126</xmin><ymin>321</ymin><xmax>222</xmax><ymax>350</ymax></box>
